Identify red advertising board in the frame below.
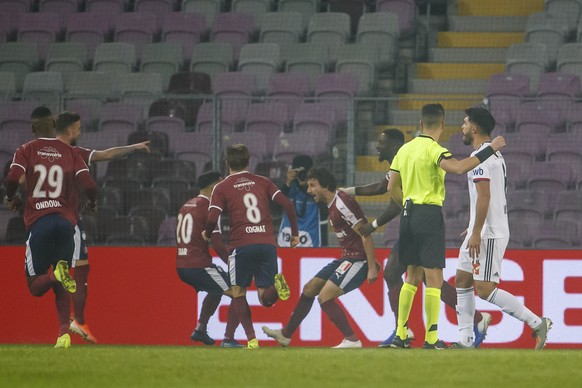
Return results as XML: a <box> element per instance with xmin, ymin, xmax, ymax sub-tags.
<box><xmin>0</xmin><ymin>246</ymin><xmax>580</xmax><ymax>348</ymax></box>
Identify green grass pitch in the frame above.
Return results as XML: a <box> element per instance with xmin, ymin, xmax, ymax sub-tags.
<box><xmin>1</xmin><ymin>345</ymin><xmax>581</xmax><ymax>387</ymax></box>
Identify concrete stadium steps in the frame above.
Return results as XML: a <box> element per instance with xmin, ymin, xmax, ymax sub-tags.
<box><xmin>388</xmin><ymin>109</ymin><xmax>468</xmax><ymax>127</ymax></box>
<box><xmin>397</xmin><ymin>94</ymin><xmax>483</xmax><ymax>110</ymax></box>
<box><xmin>438</xmin><ymin>32</ymin><xmax>524</xmax><ymax>48</ymax></box>
<box><xmin>456</xmin><ymin>0</ymin><xmax>544</xmax><ymax>16</ymax></box>
<box><xmin>409</xmin><ymin>78</ymin><xmax>487</xmax><ymax>94</ymax></box>
<box><xmin>414</xmin><ymin>63</ymin><xmax>505</xmax><ymax>79</ymax></box>
<box><xmin>429</xmin><ymin>47</ymin><xmax>508</xmax><ymax>63</ymax></box>
<box><xmin>448</xmin><ymin>16</ymin><xmax>528</xmax><ymax>32</ymax></box>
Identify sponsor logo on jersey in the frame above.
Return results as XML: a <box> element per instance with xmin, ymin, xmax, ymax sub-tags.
<box><xmin>233</xmin><ymin>177</ymin><xmax>255</xmax><ymax>191</ymax></box>
<box><xmin>335</xmin><ymin>229</ymin><xmax>347</xmax><ymax>239</ymax></box>
<box><xmin>246</xmin><ymin>225</ymin><xmax>266</xmax><ymax>233</ymax></box>
<box><xmin>472</xmin><ymin>167</ymin><xmax>484</xmax><ymax>176</ymax></box>
<box><xmin>35</xmin><ymin>199</ymin><xmax>62</xmax><ymax>210</ymax></box>
<box><xmin>37</xmin><ymin>147</ymin><xmax>62</xmax><ymax>162</ymax></box>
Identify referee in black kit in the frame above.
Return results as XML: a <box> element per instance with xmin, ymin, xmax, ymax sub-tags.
<box><xmin>386</xmin><ymin>103</ymin><xmax>506</xmax><ymax>350</ymax></box>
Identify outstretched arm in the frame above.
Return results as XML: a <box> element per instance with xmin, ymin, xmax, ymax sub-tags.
<box><xmin>340</xmin><ymin>178</ymin><xmax>388</xmax><ymax>197</ymax></box>
<box><xmin>440</xmin><ymin>136</ymin><xmax>506</xmax><ymax>174</ymax></box>
<box><xmin>91</xmin><ymin>141</ymin><xmax>150</xmax><ymax>162</ymax></box>
<box><xmin>359</xmin><ymin>199</ymin><xmax>402</xmax><ymax>236</ymax></box>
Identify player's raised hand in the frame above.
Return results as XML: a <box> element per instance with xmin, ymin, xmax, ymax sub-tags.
<box><xmin>490</xmin><ymin>136</ymin><xmax>506</xmax><ymax>152</ymax></box>
<box><xmin>290</xmin><ymin>235</ymin><xmax>300</xmax><ymax>248</ymax></box>
<box><xmin>134</xmin><ymin>141</ymin><xmax>151</xmax><ymax>153</ymax></box>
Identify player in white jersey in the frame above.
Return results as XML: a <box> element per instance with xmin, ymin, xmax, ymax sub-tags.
<box><xmin>453</xmin><ymin>107</ymin><xmax>552</xmax><ymax>350</ymax></box>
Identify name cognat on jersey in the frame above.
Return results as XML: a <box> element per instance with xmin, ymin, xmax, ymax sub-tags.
<box><xmin>245</xmin><ymin>225</ymin><xmax>266</xmax><ymax>233</ymax></box>
<box><xmin>178</xmin><ymin>248</ymin><xmax>187</xmax><ymax>256</ymax></box>
<box><xmin>35</xmin><ymin>199</ymin><xmax>62</xmax><ymax>210</ymax></box>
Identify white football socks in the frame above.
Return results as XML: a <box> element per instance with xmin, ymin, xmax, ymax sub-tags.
<box><xmin>486</xmin><ymin>288</ymin><xmax>542</xmax><ymax>328</ymax></box>
<box><xmin>456</xmin><ymin>287</ymin><xmax>476</xmax><ymax>346</ymax></box>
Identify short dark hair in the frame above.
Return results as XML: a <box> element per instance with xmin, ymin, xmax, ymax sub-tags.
<box><xmin>197</xmin><ymin>170</ymin><xmax>222</xmax><ymax>190</ymax></box>
<box><xmin>465</xmin><ymin>107</ymin><xmax>496</xmax><ymax>135</ymax></box>
<box><xmin>422</xmin><ymin>103</ymin><xmax>445</xmax><ymax>128</ymax></box>
<box><xmin>307</xmin><ymin>167</ymin><xmax>336</xmax><ymax>191</ymax></box>
<box><xmin>31</xmin><ymin>106</ymin><xmax>53</xmax><ymax>120</ymax></box>
<box><xmin>291</xmin><ymin>154</ymin><xmax>313</xmax><ymax>170</ymax></box>
<box><xmin>55</xmin><ymin>112</ymin><xmax>81</xmax><ymax>134</ymax></box>
<box><xmin>382</xmin><ymin>128</ymin><xmax>405</xmax><ymax>144</ymax></box>
<box><xmin>226</xmin><ymin>144</ymin><xmax>250</xmax><ymax>171</ymax></box>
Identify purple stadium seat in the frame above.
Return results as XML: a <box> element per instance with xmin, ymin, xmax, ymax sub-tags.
<box><xmin>39</xmin><ymin>0</ymin><xmax>79</xmax><ymax>30</ymax></box>
<box><xmin>554</xmin><ymin>190</ymin><xmax>582</xmax><ymax>223</ymax></box>
<box><xmin>171</xmin><ymin>131</ymin><xmax>211</xmax><ymax>156</ymax></box>
<box><xmin>515</xmin><ymin>102</ymin><xmax>564</xmax><ymax>135</ymax></box>
<box><xmin>376</xmin><ymin>0</ymin><xmax>417</xmax><ymax>37</ymax></box>
<box><xmin>527</xmin><ymin>161</ymin><xmax>573</xmax><ymax>192</ymax></box>
<box><xmin>17</xmin><ymin>12</ymin><xmax>60</xmax><ymax>62</ymax></box>
<box><xmin>293</xmin><ymin>103</ymin><xmax>336</xmax><ymax>136</ymax></box>
<box><xmin>505</xmin><ymin>160</ymin><xmax>531</xmax><ymax>190</ymax></box>
<box><xmin>273</xmin><ymin>130</ymin><xmax>329</xmax><ymax>163</ymax></box>
<box><xmin>266</xmin><ymin>72</ymin><xmax>310</xmax><ymax>122</ymax></box>
<box><xmin>0</xmin><ymin>0</ymin><xmax>32</xmax><ymax>14</ymax></box>
<box><xmin>99</xmin><ymin>102</ymin><xmax>144</xmax><ymax>133</ymax></box>
<box><xmin>537</xmin><ymin>72</ymin><xmax>580</xmax><ymax>116</ymax></box>
<box><xmin>507</xmin><ymin>216</ymin><xmax>534</xmax><ymax>248</ymax></box>
<box><xmin>315</xmin><ymin>73</ymin><xmax>358</xmax><ymax>123</ymax></box>
<box><xmin>532</xmin><ymin>220</ymin><xmax>579</xmax><ymax>248</ymax></box>
<box><xmin>566</xmin><ymin>104</ymin><xmax>582</xmax><ymax>134</ymax></box>
<box><xmin>546</xmin><ymin>133</ymin><xmax>582</xmax><ymax>172</ymax></box>
<box><xmin>196</xmin><ymin>101</ymin><xmax>239</xmax><ymax>133</ymax></box>
<box><xmin>213</xmin><ymin>71</ymin><xmax>256</xmax><ymax>122</ymax></box>
<box><xmin>135</xmin><ymin>0</ymin><xmax>176</xmax><ymax>15</ymax></box>
<box><xmin>66</xmin><ymin>12</ymin><xmax>110</xmax><ymax>62</ymax></box>
<box><xmin>211</xmin><ymin>12</ymin><xmax>255</xmax><ymax>59</ymax></box>
<box><xmin>486</xmin><ymin>73</ymin><xmax>530</xmax><ymax>130</ymax></box>
<box><xmin>162</xmin><ymin>12</ymin><xmax>206</xmax><ymax>60</ymax></box>
<box><xmin>114</xmin><ymin>12</ymin><xmax>158</xmax><ymax>61</ymax></box>
<box><xmin>501</xmin><ymin>132</ymin><xmax>544</xmax><ymax>165</ymax></box>
<box><xmin>244</xmin><ymin>102</ymin><xmax>287</xmax><ymax>152</ymax></box>
<box><xmin>507</xmin><ymin>189</ymin><xmax>554</xmax><ymax>220</ymax></box>
<box><xmin>0</xmin><ymin>101</ymin><xmax>37</xmax><ymax>134</ymax></box>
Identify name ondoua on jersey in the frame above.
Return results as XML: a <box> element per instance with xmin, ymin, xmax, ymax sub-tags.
<box><xmin>35</xmin><ymin>199</ymin><xmax>63</xmax><ymax>210</ymax></box>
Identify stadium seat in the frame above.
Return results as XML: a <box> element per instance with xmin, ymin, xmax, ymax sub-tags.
<box><xmin>293</xmin><ymin>103</ymin><xmax>336</xmax><ymax>145</ymax></box>
<box><xmin>127</xmin><ymin>130</ymin><xmax>169</xmax><ymax>157</ymax></box>
<box><xmin>238</xmin><ymin>43</ymin><xmax>281</xmax><ymax>93</ymax></box>
<box><xmin>86</xmin><ymin>0</ymin><xmax>127</xmax><ymax>13</ymax></box>
<box><xmin>65</xmin><ymin>12</ymin><xmax>110</xmax><ymax>62</ymax></box>
<box><xmin>260</xmin><ymin>12</ymin><xmax>304</xmax><ymax>45</ymax></box>
<box><xmin>181</xmin><ymin>0</ymin><xmax>222</xmax><ymax>28</ymax></box>
<box><xmin>266</xmin><ymin>72</ymin><xmax>310</xmax><ymax>122</ymax></box>
<box><xmin>532</xmin><ymin>220</ymin><xmax>579</xmax><ymax>248</ymax></box>
<box><xmin>140</xmin><ymin>42</ymin><xmax>183</xmax><ymax>91</ymax></box>
<box><xmin>506</xmin><ymin>43</ymin><xmax>550</xmax><ymax>92</ymax></box>
<box><xmin>307</xmin><ymin>12</ymin><xmax>350</xmax><ymax>61</ymax></box>
<box><xmin>232</xmin><ymin>0</ymin><xmax>271</xmax><ymax>29</ymax></box>
<box><xmin>273</xmin><ymin>129</ymin><xmax>328</xmax><ymax>163</ymax></box>
<box><xmin>536</xmin><ymin>72</ymin><xmax>580</xmax><ymax>117</ymax></box>
<box><xmin>527</xmin><ymin>161</ymin><xmax>573</xmax><ymax>192</ymax></box>
<box><xmin>17</xmin><ymin>12</ymin><xmax>60</xmax><ymax>62</ymax></box>
<box><xmin>114</xmin><ymin>12</ymin><xmax>158</xmax><ymax>62</ymax></box>
<box><xmin>135</xmin><ymin>0</ymin><xmax>176</xmax><ymax>14</ymax></box>
<box><xmin>45</xmin><ymin>42</ymin><xmax>87</xmax><ymax>88</ymax></box>
<box><xmin>486</xmin><ymin>73</ymin><xmax>530</xmax><ymax>131</ymax></box>
<box><xmin>335</xmin><ymin>43</ymin><xmax>379</xmax><ymax>95</ymax></box>
<box><xmin>525</xmin><ymin>12</ymin><xmax>568</xmax><ymax>65</ymax></box>
<box><xmin>0</xmin><ymin>42</ymin><xmax>38</xmax><ymax>92</ymax></box>
<box><xmin>157</xmin><ymin>216</ymin><xmax>177</xmax><ymax>246</ymax></box>
<box><xmin>221</xmin><ymin>131</ymin><xmax>267</xmax><ymax>171</ymax></box>
<box><xmin>557</xmin><ymin>43</ymin><xmax>582</xmax><ymax>88</ymax></box>
<box><xmin>0</xmin><ymin>0</ymin><xmax>32</xmax><ymax>13</ymax></box>
<box><xmin>554</xmin><ymin>190</ymin><xmax>582</xmax><ymax>223</ymax></box>
<box><xmin>0</xmin><ymin>100</ymin><xmax>37</xmax><ymax>133</ymax></box>
<box><xmin>152</xmin><ymin>159</ymin><xmax>197</xmax><ymax>184</ymax></box>
<box><xmin>376</xmin><ymin>0</ymin><xmax>417</xmax><ymax>37</ymax></box>
<box><xmin>152</xmin><ymin>176</ymin><xmax>197</xmax><ymax>213</ymax></box>
<box><xmin>128</xmin><ymin>206</ymin><xmax>168</xmax><ymax>243</ymax></box>
<box><xmin>545</xmin><ymin>0</ymin><xmax>581</xmax><ymax>35</ymax></box>
<box><xmin>244</xmin><ymin>102</ymin><xmax>287</xmax><ymax>152</ymax></box>
<box><xmin>161</xmin><ymin>12</ymin><xmax>206</xmax><ymax>61</ymax></box>
<box><xmin>22</xmin><ymin>71</ymin><xmax>63</xmax><ymax>113</ymax></box>
<box><xmin>501</xmin><ymin>132</ymin><xmax>545</xmax><ymax>164</ymax></box>
<box><xmin>328</xmin><ymin>0</ymin><xmax>367</xmax><ymax>37</ymax></box>
<box><xmin>93</xmin><ymin>42</ymin><xmax>136</xmax><ymax>74</ymax></box>
<box><xmin>515</xmin><ymin>102</ymin><xmax>564</xmax><ymax>135</ymax></box>
<box><xmin>357</xmin><ymin>12</ymin><xmax>400</xmax><ymax>69</ymax></box>
<box><xmin>278</xmin><ymin>0</ymin><xmax>319</xmax><ymax>28</ymax></box>
<box><xmin>0</xmin><ymin>72</ymin><xmax>15</xmax><ymax>101</ymax></box>
<box><xmin>118</xmin><ymin>72</ymin><xmax>163</xmax><ymax>107</ymax></box>
<box><xmin>314</xmin><ymin>72</ymin><xmax>358</xmax><ymax>123</ymax></box>
<box><xmin>213</xmin><ymin>71</ymin><xmax>256</xmax><ymax>123</ymax></box>
<box><xmin>105</xmin><ymin>215</ymin><xmax>149</xmax><ymax>245</ymax></box>
<box><xmin>546</xmin><ymin>133</ymin><xmax>582</xmax><ymax>171</ymax></box>
<box><xmin>283</xmin><ymin>42</ymin><xmax>329</xmax><ymax>92</ymax></box>
<box><xmin>190</xmin><ymin>42</ymin><xmax>234</xmax><ymax>85</ymax></box>
<box><xmin>442</xmin><ymin>189</ymin><xmax>469</xmax><ymax>219</ymax></box>
<box><xmin>211</xmin><ymin>12</ymin><xmax>255</xmax><ymax>59</ymax></box>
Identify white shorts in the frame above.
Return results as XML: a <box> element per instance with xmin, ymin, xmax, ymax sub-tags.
<box><xmin>457</xmin><ymin>236</ymin><xmax>509</xmax><ymax>283</ymax></box>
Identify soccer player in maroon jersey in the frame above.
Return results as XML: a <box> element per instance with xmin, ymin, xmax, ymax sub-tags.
<box><xmin>3</xmin><ymin>112</ymin><xmax>97</xmax><ymax>349</ymax></box>
<box><xmin>202</xmin><ymin>144</ymin><xmax>300</xmax><ymax>349</ymax></box>
<box><xmin>52</xmin><ymin>110</ymin><xmax>149</xmax><ymax>343</ymax></box>
<box><xmin>263</xmin><ymin>167</ymin><xmax>380</xmax><ymax>348</ymax></box>
<box><xmin>177</xmin><ymin>171</ymin><xmax>242</xmax><ymax>348</ymax></box>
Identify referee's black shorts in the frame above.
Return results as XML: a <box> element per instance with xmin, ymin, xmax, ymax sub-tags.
<box><xmin>399</xmin><ymin>204</ymin><xmax>446</xmax><ymax>269</ymax></box>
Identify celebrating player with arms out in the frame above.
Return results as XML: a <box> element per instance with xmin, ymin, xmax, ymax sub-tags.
<box><xmin>202</xmin><ymin>144</ymin><xmax>299</xmax><ymax>349</ymax></box>
<box><xmin>3</xmin><ymin>113</ymin><xmax>97</xmax><ymax>348</ymax></box>
<box><xmin>263</xmin><ymin>167</ymin><xmax>380</xmax><ymax>348</ymax></box>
